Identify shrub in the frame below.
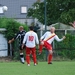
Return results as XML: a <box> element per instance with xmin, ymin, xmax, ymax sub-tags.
<box><xmin>54</xmin><ymin>34</ymin><xmax>75</xmax><ymax>60</ymax></box>
<box><xmin>0</xmin><ymin>18</ymin><xmax>28</xmax><ymax>60</ymax></box>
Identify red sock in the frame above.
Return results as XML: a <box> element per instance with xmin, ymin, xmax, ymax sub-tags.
<box><xmin>26</xmin><ymin>55</ymin><xmax>30</xmax><ymax>64</ymax></box>
<box><xmin>48</xmin><ymin>54</ymin><xmax>52</xmax><ymax>63</ymax></box>
<box><xmin>39</xmin><ymin>44</ymin><xmax>43</xmax><ymax>53</ymax></box>
<box><xmin>33</xmin><ymin>54</ymin><xmax>37</xmax><ymax>64</ymax></box>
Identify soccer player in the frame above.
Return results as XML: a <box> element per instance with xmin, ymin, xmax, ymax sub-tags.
<box><xmin>8</xmin><ymin>26</ymin><xmax>26</xmax><ymax>64</ymax></box>
<box><xmin>22</xmin><ymin>26</ymin><xmax>39</xmax><ymax>66</ymax></box>
<box><xmin>39</xmin><ymin>27</ymin><xmax>66</xmax><ymax>64</ymax></box>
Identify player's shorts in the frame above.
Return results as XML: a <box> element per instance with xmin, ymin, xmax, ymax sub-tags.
<box><xmin>44</xmin><ymin>41</ymin><xmax>52</xmax><ymax>50</ymax></box>
<box><xmin>26</xmin><ymin>47</ymin><xmax>36</xmax><ymax>55</ymax></box>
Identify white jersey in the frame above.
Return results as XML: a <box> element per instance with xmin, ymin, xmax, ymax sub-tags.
<box><xmin>23</xmin><ymin>31</ymin><xmax>39</xmax><ymax>48</ymax></box>
<box><xmin>41</xmin><ymin>31</ymin><xmax>63</xmax><ymax>44</ymax></box>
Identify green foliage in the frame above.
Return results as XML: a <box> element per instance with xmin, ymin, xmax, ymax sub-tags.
<box><xmin>0</xmin><ymin>18</ymin><xmax>28</xmax><ymax>40</ymax></box>
<box><xmin>0</xmin><ymin>18</ymin><xmax>8</xmax><ymax>28</ymax></box>
<box><xmin>27</xmin><ymin>0</ymin><xmax>75</xmax><ymax>25</ymax></box>
<box><xmin>5</xmin><ymin>20</ymin><xmax>20</xmax><ymax>40</ymax></box>
<box><xmin>13</xmin><ymin>40</ymin><xmax>20</xmax><ymax>60</ymax></box>
<box><xmin>36</xmin><ymin>49</ymin><xmax>47</xmax><ymax>61</ymax></box>
<box><xmin>55</xmin><ymin>34</ymin><xmax>75</xmax><ymax>60</ymax></box>
<box><xmin>0</xmin><ymin>18</ymin><xmax>28</xmax><ymax>59</ymax></box>
<box><xmin>60</xmin><ymin>9</ymin><xmax>75</xmax><ymax>24</ymax></box>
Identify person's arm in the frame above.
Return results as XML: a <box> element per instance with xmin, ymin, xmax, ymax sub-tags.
<box><xmin>22</xmin><ymin>33</ymin><xmax>27</xmax><ymax>49</ymax></box>
<box><xmin>8</xmin><ymin>32</ymin><xmax>19</xmax><ymax>44</ymax></box>
<box><xmin>69</xmin><ymin>22</ymin><xmax>75</xmax><ymax>28</ymax></box>
<box><xmin>40</xmin><ymin>32</ymin><xmax>47</xmax><ymax>41</ymax></box>
<box><xmin>8</xmin><ymin>38</ymin><xmax>14</xmax><ymax>43</ymax></box>
<box><xmin>35</xmin><ymin>34</ymin><xmax>39</xmax><ymax>45</ymax></box>
<box><xmin>54</xmin><ymin>35</ymin><xmax>66</xmax><ymax>42</ymax></box>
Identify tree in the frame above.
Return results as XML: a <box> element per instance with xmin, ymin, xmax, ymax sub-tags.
<box><xmin>27</xmin><ymin>0</ymin><xmax>75</xmax><ymax>25</ymax></box>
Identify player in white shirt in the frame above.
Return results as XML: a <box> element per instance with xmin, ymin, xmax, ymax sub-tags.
<box><xmin>22</xmin><ymin>26</ymin><xmax>39</xmax><ymax>66</ymax></box>
<box><xmin>39</xmin><ymin>27</ymin><xmax>66</xmax><ymax>64</ymax></box>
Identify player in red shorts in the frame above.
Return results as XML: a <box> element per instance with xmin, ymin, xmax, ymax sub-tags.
<box><xmin>22</xmin><ymin>26</ymin><xmax>39</xmax><ymax>66</ymax></box>
<box><xmin>39</xmin><ymin>27</ymin><xmax>66</xmax><ymax>64</ymax></box>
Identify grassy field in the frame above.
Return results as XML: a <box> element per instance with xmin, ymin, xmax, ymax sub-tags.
<box><xmin>0</xmin><ymin>61</ymin><xmax>75</xmax><ymax>75</ymax></box>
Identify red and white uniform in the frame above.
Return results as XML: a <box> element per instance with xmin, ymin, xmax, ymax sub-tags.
<box><xmin>23</xmin><ymin>31</ymin><xmax>39</xmax><ymax>48</ymax></box>
<box><xmin>23</xmin><ymin>31</ymin><xmax>39</xmax><ymax>65</ymax></box>
<box><xmin>40</xmin><ymin>31</ymin><xmax>64</xmax><ymax>64</ymax></box>
<box><xmin>39</xmin><ymin>31</ymin><xmax>64</xmax><ymax>52</ymax></box>
<box><xmin>41</xmin><ymin>31</ymin><xmax>63</xmax><ymax>44</ymax></box>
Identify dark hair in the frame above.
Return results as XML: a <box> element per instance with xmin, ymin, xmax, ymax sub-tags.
<box><xmin>29</xmin><ymin>26</ymin><xmax>34</xmax><ymax>30</ymax></box>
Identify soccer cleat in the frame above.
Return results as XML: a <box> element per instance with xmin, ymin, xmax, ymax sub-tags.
<box><xmin>34</xmin><ymin>63</ymin><xmax>37</xmax><ymax>66</ymax></box>
<box><xmin>20</xmin><ymin>61</ymin><xmax>25</xmax><ymax>64</ymax></box>
<box><xmin>48</xmin><ymin>62</ymin><xmax>52</xmax><ymax>64</ymax></box>
<box><xmin>20</xmin><ymin>60</ymin><xmax>25</xmax><ymax>64</ymax></box>
<box><xmin>21</xmin><ymin>62</ymin><xmax>24</xmax><ymax>64</ymax></box>
<box><xmin>28</xmin><ymin>64</ymin><xmax>30</xmax><ymax>66</ymax></box>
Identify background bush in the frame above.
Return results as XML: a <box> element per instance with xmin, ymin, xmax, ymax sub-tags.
<box><xmin>54</xmin><ymin>34</ymin><xmax>75</xmax><ymax>60</ymax></box>
<box><xmin>0</xmin><ymin>18</ymin><xmax>28</xmax><ymax>59</ymax></box>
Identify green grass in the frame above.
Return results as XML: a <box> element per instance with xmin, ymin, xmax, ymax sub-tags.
<box><xmin>0</xmin><ymin>61</ymin><xmax>75</xmax><ymax>75</ymax></box>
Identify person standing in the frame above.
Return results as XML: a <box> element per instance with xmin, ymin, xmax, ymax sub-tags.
<box><xmin>8</xmin><ymin>26</ymin><xmax>26</xmax><ymax>64</ymax></box>
<box><xmin>39</xmin><ymin>27</ymin><xmax>66</xmax><ymax>64</ymax></box>
<box><xmin>22</xmin><ymin>26</ymin><xmax>39</xmax><ymax>66</ymax></box>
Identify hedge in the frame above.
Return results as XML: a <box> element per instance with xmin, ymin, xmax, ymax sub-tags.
<box><xmin>54</xmin><ymin>34</ymin><xmax>75</xmax><ymax>60</ymax></box>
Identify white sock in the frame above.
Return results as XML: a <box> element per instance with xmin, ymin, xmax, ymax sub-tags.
<box><xmin>21</xmin><ymin>57</ymin><xmax>25</xmax><ymax>62</ymax></box>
